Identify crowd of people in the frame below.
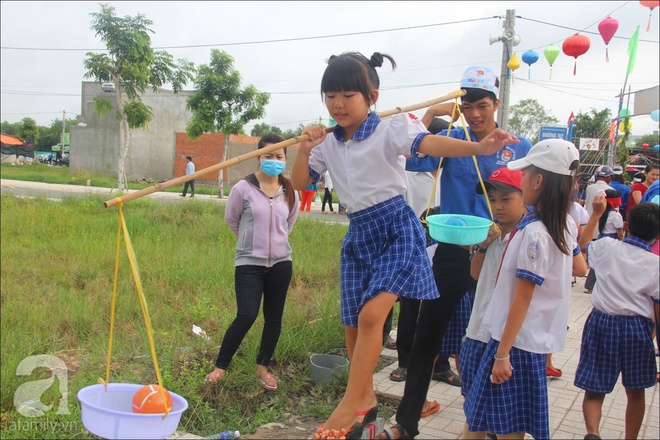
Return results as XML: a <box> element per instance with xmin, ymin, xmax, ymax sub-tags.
<box><xmin>199</xmin><ymin>51</ymin><xmax>659</xmax><ymax>440</ymax></box>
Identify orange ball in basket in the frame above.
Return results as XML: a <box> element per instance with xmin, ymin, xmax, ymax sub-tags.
<box><xmin>131</xmin><ymin>384</ymin><xmax>173</xmax><ymax>414</ymax></box>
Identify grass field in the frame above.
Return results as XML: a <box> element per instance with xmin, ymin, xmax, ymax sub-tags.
<box><xmin>0</xmin><ymin>193</ymin><xmax>354</xmax><ymax>438</ymax></box>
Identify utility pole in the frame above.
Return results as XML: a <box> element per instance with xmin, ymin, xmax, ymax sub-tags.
<box><xmin>496</xmin><ymin>9</ymin><xmax>516</xmax><ymax>131</ymax></box>
<box><xmin>61</xmin><ymin>110</ymin><xmax>66</xmax><ymax>160</ymax></box>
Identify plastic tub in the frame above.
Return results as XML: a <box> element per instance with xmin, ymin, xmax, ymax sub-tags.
<box><xmin>426</xmin><ymin>214</ymin><xmax>492</xmax><ymax>246</ymax></box>
<box><xmin>309</xmin><ymin>354</ymin><xmax>349</xmax><ymax>386</ymax></box>
<box><xmin>77</xmin><ymin>383</ymin><xmax>188</xmax><ymax>439</ymax></box>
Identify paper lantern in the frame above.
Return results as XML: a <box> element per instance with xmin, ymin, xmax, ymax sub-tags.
<box><xmin>651</xmin><ymin>109</ymin><xmax>660</xmax><ymax>121</ymax></box>
<box><xmin>507</xmin><ymin>53</ymin><xmax>521</xmax><ymax>71</ymax></box>
<box><xmin>598</xmin><ymin>17</ymin><xmax>619</xmax><ymax>62</ymax></box>
<box><xmin>562</xmin><ymin>33</ymin><xmax>591</xmax><ymax>75</ymax></box>
<box><xmin>522</xmin><ymin>50</ymin><xmax>539</xmax><ymax>78</ymax></box>
<box><xmin>544</xmin><ymin>45</ymin><xmax>560</xmax><ymax>80</ymax></box>
<box><xmin>640</xmin><ymin>1</ymin><xmax>660</xmax><ymax>31</ymax></box>
<box><xmin>630</xmin><ymin>142</ymin><xmax>637</xmax><ymax>148</ymax></box>
<box><xmin>642</xmin><ymin>143</ymin><xmax>650</xmax><ymax>149</ymax></box>
<box><xmin>654</xmin><ymin>144</ymin><xmax>659</xmax><ymax>150</ymax></box>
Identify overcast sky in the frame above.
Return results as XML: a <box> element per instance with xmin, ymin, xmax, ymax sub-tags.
<box><xmin>1</xmin><ymin>1</ymin><xmax>659</xmax><ymax>137</ymax></box>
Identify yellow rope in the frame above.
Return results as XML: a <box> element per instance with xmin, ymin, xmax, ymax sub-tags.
<box><xmin>420</xmin><ymin>99</ymin><xmax>496</xmax><ymax>227</ymax></box>
<box><xmin>100</xmin><ymin>199</ymin><xmax>124</xmax><ymax>390</ymax></box>
<box><xmin>101</xmin><ymin>199</ymin><xmax>171</xmax><ymax>419</ymax></box>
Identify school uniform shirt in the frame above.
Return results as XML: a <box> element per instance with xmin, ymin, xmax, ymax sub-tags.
<box><xmin>569</xmin><ymin>201</ymin><xmax>589</xmax><ymax>226</ymax></box>
<box><xmin>307</xmin><ymin>112</ymin><xmax>429</xmax><ymax>213</ymax></box>
<box><xmin>585</xmin><ymin>181</ymin><xmax>614</xmax><ymax>239</ymax></box>
<box><xmin>465</xmin><ymin>231</ymin><xmax>511</xmax><ymax>343</ymax></box>
<box><xmin>586</xmin><ymin>236</ymin><xmax>659</xmax><ymax>320</ymax></box>
<box><xmin>600</xmin><ymin>209</ymin><xmax>623</xmax><ymax>236</ymax></box>
<box><xmin>483</xmin><ymin>214</ymin><xmax>580</xmax><ymax>354</ymax></box>
<box><xmin>407</xmin><ymin>126</ymin><xmax>532</xmax><ymax>218</ymax></box>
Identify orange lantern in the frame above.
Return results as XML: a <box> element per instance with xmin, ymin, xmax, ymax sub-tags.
<box><xmin>640</xmin><ymin>1</ymin><xmax>660</xmax><ymax>31</ymax></box>
<box><xmin>562</xmin><ymin>33</ymin><xmax>591</xmax><ymax>75</ymax></box>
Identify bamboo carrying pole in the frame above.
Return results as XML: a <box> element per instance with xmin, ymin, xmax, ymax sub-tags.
<box><xmin>104</xmin><ymin>89</ymin><xmax>466</xmax><ymax>208</ymax></box>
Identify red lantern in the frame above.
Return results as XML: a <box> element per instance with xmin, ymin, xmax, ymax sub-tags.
<box><xmin>562</xmin><ymin>33</ymin><xmax>591</xmax><ymax>75</ymax></box>
<box><xmin>598</xmin><ymin>17</ymin><xmax>619</xmax><ymax>62</ymax></box>
<box><xmin>643</xmin><ymin>143</ymin><xmax>650</xmax><ymax>149</ymax></box>
<box><xmin>640</xmin><ymin>1</ymin><xmax>660</xmax><ymax>31</ymax></box>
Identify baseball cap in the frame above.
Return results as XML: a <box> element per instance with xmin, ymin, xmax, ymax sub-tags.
<box><xmin>507</xmin><ymin>139</ymin><xmax>579</xmax><ymax>176</ymax></box>
<box><xmin>460</xmin><ymin>66</ymin><xmax>499</xmax><ymax>95</ymax></box>
<box><xmin>612</xmin><ymin>165</ymin><xmax>624</xmax><ymax>175</ymax></box>
<box><xmin>595</xmin><ymin>165</ymin><xmax>613</xmax><ymax>177</ymax></box>
<box><xmin>476</xmin><ymin>167</ymin><xmax>523</xmax><ymax>194</ymax></box>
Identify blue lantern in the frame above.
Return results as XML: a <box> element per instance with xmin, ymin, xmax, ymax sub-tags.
<box><xmin>522</xmin><ymin>50</ymin><xmax>540</xmax><ymax>79</ymax></box>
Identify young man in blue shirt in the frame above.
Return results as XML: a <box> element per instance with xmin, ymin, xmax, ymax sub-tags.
<box><xmin>383</xmin><ymin>66</ymin><xmax>533</xmax><ymax>440</ymax></box>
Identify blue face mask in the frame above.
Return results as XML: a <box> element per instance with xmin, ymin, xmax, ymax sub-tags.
<box><xmin>260</xmin><ymin>159</ymin><xmax>286</xmax><ymax>177</ymax></box>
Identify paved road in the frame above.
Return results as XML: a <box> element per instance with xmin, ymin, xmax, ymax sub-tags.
<box><xmin>0</xmin><ymin>179</ymin><xmax>349</xmax><ymax>224</ymax></box>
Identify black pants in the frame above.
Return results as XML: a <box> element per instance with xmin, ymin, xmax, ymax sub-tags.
<box><xmin>395</xmin><ymin>297</ymin><xmax>420</xmax><ymax>369</ymax></box>
<box><xmin>215</xmin><ymin>261</ymin><xmax>292</xmax><ymax>369</ymax></box>
<box><xmin>182</xmin><ymin>179</ymin><xmax>195</xmax><ymax>196</ymax></box>
<box><xmin>395</xmin><ymin>243</ymin><xmax>476</xmax><ymax>438</ymax></box>
<box><xmin>322</xmin><ymin>188</ymin><xmax>334</xmax><ymax>212</ymax></box>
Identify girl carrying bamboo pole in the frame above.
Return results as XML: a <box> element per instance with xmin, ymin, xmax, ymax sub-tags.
<box><xmin>290</xmin><ymin>51</ymin><xmax>518</xmax><ymax>439</ymax></box>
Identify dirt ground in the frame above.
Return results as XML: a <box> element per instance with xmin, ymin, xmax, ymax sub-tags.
<box><xmin>241</xmin><ymin>394</ymin><xmax>401</xmax><ymax>439</ymax></box>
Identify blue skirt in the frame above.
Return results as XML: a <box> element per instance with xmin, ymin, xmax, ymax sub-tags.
<box><xmin>574</xmin><ymin>308</ymin><xmax>657</xmax><ymax>393</ymax></box>
<box><xmin>464</xmin><ymin>339</ymin><xmax>549</xmax><ymax>439</ymax></box>
<box><xmin>439</xmin><ymin>289</ymin><xmax>475</xmax><ymax>356</ymax></box>
<box><xmin>459</xmin><ymin>337</ymin><xmax>487</xmax><ymax>398</ymax></box>
<box><xmin>340</xmin><ymin>196</ymin><xmax>438</xmax><ymax>326</ymax></box>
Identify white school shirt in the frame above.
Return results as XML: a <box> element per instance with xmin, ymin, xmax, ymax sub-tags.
<box><xmin>587</xmin><ymin>237</ymin><xmax>659</xmax><ymax>320</ymax></box>
<box><xmin>465</xmin><ymin>231</ymin><xmax>511</xmax><ymax>343</ymax></box>
<box><xmin>307</xmin><ymin>112</ymin><xmax>428</xmax><ymax>214</ymax></box>
<box><xmin>324</xmin><ymin>171</ymin><xmax>333</xmax><ymax>191</ymax></box>
<box><xmin>600</xmin><ymin>209</ymin><xmax>623</xmax><ymax>235</ymax></box>
<box><xmin>568</xmin><ymin>201</ymin><xmax>589</xmax><ymax>226</ymax></box>
<box><xmin>483</xmin><ymin>215</ymin><xmax>579</xmax><ymax>354</ymax></box>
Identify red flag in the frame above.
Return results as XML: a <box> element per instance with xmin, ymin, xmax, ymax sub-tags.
<box><xmin>567</xmin><ymin>112</ymin><xmax>575</xmax><ymax>125</ymax></box>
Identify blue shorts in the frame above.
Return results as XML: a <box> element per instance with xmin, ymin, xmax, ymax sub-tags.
<box><xmin>464</xmin><ymin>339</ymin><xmax>549</xmax><ymax>440</ymax></box>
<box><xmin>439</xmin><ymin>290</ymin><xmax>475</xmax><ymax>356</ymax></box>
<box><xmin>340</xmin><ymin>196</ymin><xmax>438</xmax><ymax>326</ymax></box>
<box><xmin>459</xmin><ymin>337</ymin><xmax>487</xmax><ymax>398</ymax></box>
<box><xmin>574</xmin><ymin>308</ymin><xmax>657</xmax><ymax>394</ymax></box>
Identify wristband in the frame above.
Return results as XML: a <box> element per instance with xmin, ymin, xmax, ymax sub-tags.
<box><xmin>474</xmin><ymin>244</ymin><xmax>488</xmax><ymax>254</ymax></box>
<box><xmin>494</xmin><ymin>354</ymin><xmax>510</xmax><ymax>361</ymax></box>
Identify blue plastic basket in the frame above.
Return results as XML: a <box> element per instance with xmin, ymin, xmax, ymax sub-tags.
<box><xmin>426</xmin><ymin>214</ymin><xmax>492</xmax><ymax>246</ymax></box>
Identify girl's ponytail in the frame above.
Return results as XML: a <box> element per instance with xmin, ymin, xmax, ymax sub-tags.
<box><xmin>369</xmin><ymin>52</ymin><xmax>397</xmax><ymax>70</ymax></box>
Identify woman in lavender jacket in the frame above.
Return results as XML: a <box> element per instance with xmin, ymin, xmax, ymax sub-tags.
<box><xmin>205</xmin><ymin>133</ymin><xmax>299</xmax><ymax>391</ymax></box>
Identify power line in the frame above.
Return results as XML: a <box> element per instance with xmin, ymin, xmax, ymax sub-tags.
<box><xmin>0</xmin><ymin>17</ymin><xmax>495</xmax><ymax>51</ymax></box>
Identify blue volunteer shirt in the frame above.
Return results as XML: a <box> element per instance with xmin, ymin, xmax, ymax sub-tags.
<box><xmin>414</xmin><ymin>126</ymin><xmax>532</xmax><ymax>218</ymax></box>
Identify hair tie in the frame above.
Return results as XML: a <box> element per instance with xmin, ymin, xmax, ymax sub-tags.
<box><xmin>369</xmin><ymin>52</ymin><xmax>384</xmax><ymax>68</ymax></box>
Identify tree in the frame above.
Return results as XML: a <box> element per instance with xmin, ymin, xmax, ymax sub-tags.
<box><xmin>83</xmin><ymin>3</ymin><xmax>195</xmax><ymax>192</ymax></box>
<box><xmin>18</xmin><ymin>117</ymin><xmax>39</xmax><ymax>144</ymax></box>
<box><xmin>186</xmin><ymin>49</ymin><xmax>269</xmax><ymax>198</ymax></box>
<box><xmin>572</xmin><ymin>108</ymin><xmax>612</xmax><ymax>140</ymax></box>
<box><xmin>507</xmin><ymin>99</ymin><xmax>559</xmax><ymax>142</ymax></box>
<box><xmin>250</xmin><ymin>122</ymin><xmax>282</xmax><ymax>137</ymax></box>
<box><xmin>1</xmin><ymin>120</ymin><xmax>21</xmax><ymax>137</ymax></box>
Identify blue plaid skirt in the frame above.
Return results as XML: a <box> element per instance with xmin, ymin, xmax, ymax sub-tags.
<box><xmin>439</xmin><ymin>290</ymin><xmax>475</xmax><ymax>356</ymax></box>
<box><xmin>574</xmin><ymin>308</ymin><xmax>657</xmax><ymax>394</ymax></box>
<box><xmin>340</xmin><ymin>196</ymin><xmax>438</xmax><ymax>326</ymax></box>
<box><xmin>459</xmin><ymin>337</ymin><xmax>487</xmax><ymax>398</ymax></box>
<box><xmin>464</xmin><ymin>339</ymin><xmax>549</xmax><ymax>439</ymax></box>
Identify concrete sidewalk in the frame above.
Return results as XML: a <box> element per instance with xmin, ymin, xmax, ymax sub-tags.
<box><xmin>375</xmin><ymin>276</ymin><xmax>659</xmax><ymax>439</ymax></box>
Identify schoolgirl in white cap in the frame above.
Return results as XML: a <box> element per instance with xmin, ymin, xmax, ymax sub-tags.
<box><xmin>463</xmin><ymin>139</ymin><xmax>589</xmax><ymax>439</ymax></box>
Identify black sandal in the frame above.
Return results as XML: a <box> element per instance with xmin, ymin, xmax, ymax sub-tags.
<box><xmin>381</xmin><ymin>423</ymin><xmax>412</xmax><ymax>439</ymax></box>
<box><xmin>389</xmin><ymin>366</ymin><xmax>407</xmax><ymax>382</ymax></box>
<box><xmin>432</xmin><ymin>369</ymin><xmax>462</xmax><ymax>387</ymax></box>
